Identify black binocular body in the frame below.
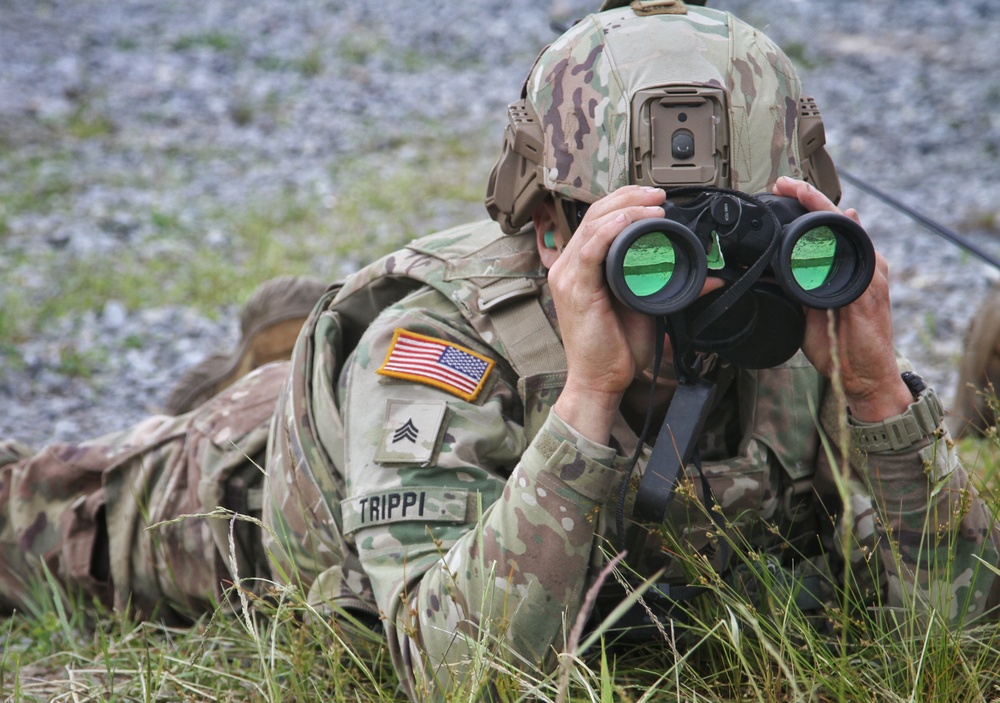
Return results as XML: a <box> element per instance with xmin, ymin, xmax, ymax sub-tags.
<box><xmin>605</xmin><ymin>188</ymin><xmax>876</xmax><ymax>368</ymax></box>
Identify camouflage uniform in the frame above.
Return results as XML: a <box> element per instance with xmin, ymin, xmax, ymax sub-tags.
<box><xmin>0</xmin><ymin>364</ymin><xmax>281</xmax><ymax>622</ymax></box>
<box><xmin>3</xmin><ymin>6</ymin><xmax>1000</xmax><ymax>703</ymax></box>
<box><xmin>5</xmin><ymin>214</ymin><xmax>999</xmax><ymax>697</ymax></box>
<box><xmin>260</xmin><ymin>219</ymin><xmax>1000</xmax><ymax>699</ymax></box>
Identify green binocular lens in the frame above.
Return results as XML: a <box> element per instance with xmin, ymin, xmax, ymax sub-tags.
<box><xmin>777</xmin><ymin>212</ymin><xmax>875</xmax><ymax>309</ymax></box>
<box><xmin>606</xmin><ymin>219</ymin><xmax>707</xmax><ymax>316</ymax></box>
<box><xmin>788</xmin><ymin>225</ymin><xmax>837</xmax><ymax>291</ymax></box>
<box><xmin>622</xmin><ymin>231</ymin><xmax>677</xmax><ymax>296</ymax></box>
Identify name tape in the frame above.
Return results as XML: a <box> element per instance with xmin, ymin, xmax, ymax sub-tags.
<box><xmin>342</xmin><ymin>486</ymin><xmax>469</xmax><ymax>533</ymax></box>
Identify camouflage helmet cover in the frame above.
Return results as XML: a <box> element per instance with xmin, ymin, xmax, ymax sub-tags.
<box><xmin>486</xmin><ymin>5</ymin><xmax>837</xmax><ymax>233</ymax></box>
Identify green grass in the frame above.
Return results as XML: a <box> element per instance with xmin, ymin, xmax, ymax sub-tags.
<box><xmin>5</xmin><ymin>417</ymin><xmax>1000</xmax><ymax>702</ymax></box>
<box><xmin>1</xmin><ymin>583</ymin><xmax>402</xmax><ymax>701</ymax></box>
<box><xmin>171</xmin><ymin>32</ymin><xmax>242</xmax><ymax>53</ymax></box>
<box><xmin>10</xmin><ymin>69</ymin><xmax>1000</xmax><ymax>700</ymax></box>
<box><xmin>0</xmin><ymin>125</ymin><xmax>493</xmax><ymax>346</ymax></box>
<box><xmin>0</xmin><ymin>153</ymin><xmax>76</xmax><ymax>225</ymax></box>
<box><xmin>255</xmin><ymin>47</ymin><xmax>325</xmax><ymax>77</ymax></box>
<box><xmin>6</xmin><ymin>491</ymin><xmax>1000</xmax><ymax>702</ymax></box>
<box><xmin>64</xmin><ymin>103</ymin><xmax>116</xmax><ymax>140</ymax></box>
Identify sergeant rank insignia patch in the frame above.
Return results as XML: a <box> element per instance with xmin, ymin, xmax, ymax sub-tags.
<box><xmin>377</xmin><ymin>329</ymin><xmax>494</xmax><ymax>401</ymax></box>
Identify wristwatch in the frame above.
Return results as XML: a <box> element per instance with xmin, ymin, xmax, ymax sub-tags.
<box><xmin>849</xmin><ymin>371</ymin><xmax>945</xmax><ymax>453</ymax></box>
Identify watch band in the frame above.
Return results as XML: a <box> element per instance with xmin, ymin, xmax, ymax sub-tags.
<box><xmin>850</xmin><ymin>376</ymin><xmax>945</xmax><ymax>453</ymax></box>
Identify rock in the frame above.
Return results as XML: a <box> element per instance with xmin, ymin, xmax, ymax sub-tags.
<box><xmin>1</xmin><ymin>0</ymin><xmax>998</xmax><ymax>447</ymax></box>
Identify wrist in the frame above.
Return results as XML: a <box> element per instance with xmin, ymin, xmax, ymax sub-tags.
<box><xmin>553</xmin><ymin>383</ymin><xmax>622</xmax><ymax>445</ymax></box>
<box><xmin>845</xmin><ymin>375</ymin><xmax>914</xmax><ymax>423</ymax></box>
<box><xmin>849</xmin><ymin>377</ymin><xmax>945</xmax><ymax>453</ymax></box>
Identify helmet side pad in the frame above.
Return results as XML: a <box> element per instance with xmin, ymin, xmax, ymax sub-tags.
<box><xmin>485</xmin><ymin>99</ymin><xmax>547</xmax><ymax>234</ymax></box>
<box><xmin>797</xmin><ymin>96</ymin><xmax>842</xmax><ymax>204</ymax></box>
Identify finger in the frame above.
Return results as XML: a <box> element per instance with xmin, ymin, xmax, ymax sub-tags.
<box><xmin>700</xmin><ymin>276</ymin><xmax>726</xmax><ymax>297</ymax></box>
<box><xmin>571</xmin><ymin>186</ymin><xmax>665</xmax><ymax>240</ymax></box>
<box><xmin>874</xmin><ymin>250</ymin><xmax>889</xmax><ymax>277</ymax></box>
<box><xmin>574</xmin><ymin>205</ymin><xmax>665</xmax><ymax>265</ymax></box>
<box><xmin>773</xmin><ymin>176</ymin><xmax>840</xmax><ymax>213</ymax></box>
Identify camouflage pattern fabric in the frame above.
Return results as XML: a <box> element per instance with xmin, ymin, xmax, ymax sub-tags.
<box><xmin>2</xmin><ymin>217</ymin><xmax>999</xmax><ymax>699</ymax></box>
<box><xmin>263</xmin><ymin>218</ymin><xmax>1000</xmax><ymax>699</ymax></box>
<box><xmin>527</xmin><ymin>6</ymin><xmax>805</xmax><ymax>207</ymax></box>
<box><xmin>2</xmin><ymin>6</ymin><xmax>1000</xmax><ymax>703</ymax></box>
<box><xmin>0</xmin><ymin>363</ymin><xmax>283</xmax><ymax>620</ymax></box>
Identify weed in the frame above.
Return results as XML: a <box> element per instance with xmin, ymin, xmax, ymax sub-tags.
<box><xmin>254</xmin><ymin>55</ymin><xmax>286</xmax><ymax>72</ymax></box>
<box><xmin>298</xmin><ymin>47</ymin><xmax>324</xmax><ymax>77</ymax></box>
<box><xmin>0</xmin><ymin>120</ymin><xmax>495</xmax><ymax>350</ymax></box>
<box><xmin>5</xmin><ymin>390</ymin><xmax>1000</xmax><ymax>701</ymax></box>
<box><xmin>56</xmin><ymin>344</ymin><xmax>106</xmax><ymax>378</ymax></box>
<box><xmin>322</xmin><ymin>125</ymin><xmax>495</xmax><ymax>264</ymax></box>
<box><xmin>123</xmin><ymin>334</ymin><xmax>145</xmax><ymax>350</ymax></box>
<box><xmin>782</xmin><ymin>41</ymin><xmax>818</xmax><ymax>71</ymax></box>
<box><xmin>336</xmin><ymin>31</ymin><xmax>385</xmax><ymax>65</ymax></box>
<box><xmin>1</xmin><ymin>153</ymin><xmax>76</xmax><ymax>217</ymax></box>
<box><xmin>919</xmin><ymin>309</ymin><xmax>938</xmax><ymax>352</ymax></box>
<box><xmin>171</xmin><ymin>32</ymin><xmax>241</xmax><ymax>53</ymax></box>
<box><xmin>229</xmin><ymin>100</ymin><xmax>255</xmax><ymax>127</ymax></box>
<box><xmin>149</xmin><ymin>209</ymin><xmax>183</xmax><ymax>233</ymax></box>
<box><xmin>65</xmin><ymin>104</ymin><xmax>115</xmax><ymax>140</ymax></box>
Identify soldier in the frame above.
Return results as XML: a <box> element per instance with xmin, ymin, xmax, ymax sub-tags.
<box><xmin>951</xmin><ymin>284</ymin><xmax>1000</xmax><ymax>438</ymax></box>
<box><xmin>2</xmin><ymin>2</ymin><xmax>999</xmax><ymax>701</ymax></box>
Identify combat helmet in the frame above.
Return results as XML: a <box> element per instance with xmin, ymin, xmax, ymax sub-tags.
<box><xmin>485</xmin><ymin>0</ymin><xmax>840</xmax><ymax>235</ymax></box>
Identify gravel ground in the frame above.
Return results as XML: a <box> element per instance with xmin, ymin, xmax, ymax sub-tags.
<box><xmin>2</xmin><ymin>0</ymin><xmax>999</xmax><ymax>449</ymax></box>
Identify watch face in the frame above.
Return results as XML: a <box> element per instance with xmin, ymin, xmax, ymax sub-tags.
<box><xmin>901</xmin><ymin>371</ymin><xmax>927</xmax><ymax>397</ymax></box>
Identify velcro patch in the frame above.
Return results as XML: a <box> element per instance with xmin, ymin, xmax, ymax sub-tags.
<box><xmin>342</xmin><ymin>487</ymin><xmax>469</xmax><ymax>533</ymax></box>
<box><xmin>374</xmin><ymin>400</ymin><xmax>447</xmax><ymax>465</ymax></box>
<box><xmin>377</xmin><ymin>329</ymin><xmax>494</xmax><ymax>402</ymax></box>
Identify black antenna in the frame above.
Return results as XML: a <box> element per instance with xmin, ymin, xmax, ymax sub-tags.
<box><xmin>839</xmin><ymin>169</ymin><xmax>1000</xmax><ymax>272</ymax></box>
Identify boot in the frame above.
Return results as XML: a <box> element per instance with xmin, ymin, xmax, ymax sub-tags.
<box><xmin>165</xmin><ymin>275</ymin><xmax>329</xmax><ymax>415</ymax></box>
<box><xmin>951</xmin><ymin>283</ymin><xmax>1000</xmax><ymax>438</ymax></box>
<box><xmin>0</xmin><ymin>439</ymin><xmax>32</xmax><ymax>469</ymax></box>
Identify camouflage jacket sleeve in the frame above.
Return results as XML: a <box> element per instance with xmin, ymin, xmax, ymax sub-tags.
<box><xmin>866</xmin><ymin>435</ymin><xmax>1000</xmax><ymax>623</ymax></box>
<box><xmin>815</xmin><ymin>369</ymin><xmax>1000</xmax><ymax>625</ymax></box>
<box><xmin>338</xmin><ymin>287</ymin><xmax>623</xmax><ymax>699</ymax></box>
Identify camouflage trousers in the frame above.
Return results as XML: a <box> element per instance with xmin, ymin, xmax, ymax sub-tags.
<box><xmin>0</xmin><ymin>362</ymin><xmax>286</xmax><ymax>622</ymax></box>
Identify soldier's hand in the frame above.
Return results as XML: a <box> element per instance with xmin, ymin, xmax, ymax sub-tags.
<box><xmin>544</xmin><ymin>185</ymin><xmax>723</xmax><ymax>443</ymax></box>
<box><xmin>773</xmin><ymin>176</ymin><xmax>913</xmax><ymax>421</ymax></box>
<box><xmin>546</xmin><ymin>186</ymin><xmax>663</xmax><ymax>443</ymax></box>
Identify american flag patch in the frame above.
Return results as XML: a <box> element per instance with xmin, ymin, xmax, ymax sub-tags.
<box><xmin>377</xmin><ymin>329</ymin><xmax>495</xmax><ymax>401</ymax></box>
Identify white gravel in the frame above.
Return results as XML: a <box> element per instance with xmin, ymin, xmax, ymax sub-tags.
<box><xmin>2</xmin><ymin>0</ymin><xmax>999</xmax><ymax>448</ymax></box>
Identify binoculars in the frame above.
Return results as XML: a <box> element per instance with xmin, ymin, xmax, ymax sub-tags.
<box><xmin>606</xmin><ymin>189</ymin><xmax>875</xmax><ymax>317</ymax></box>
